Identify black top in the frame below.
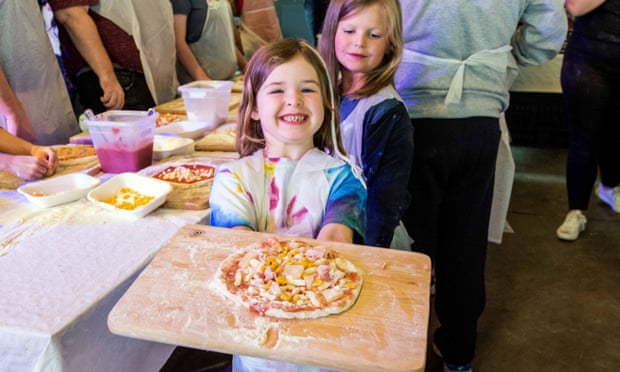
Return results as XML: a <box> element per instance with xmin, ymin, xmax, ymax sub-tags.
<box><xmin>171</xmin><ymin>0</ymin><xmax>207</xmax><ymax>44</ymax></box>
<box><xmin>573</xmin><ymin>0</ymin><xmax>620</xmax><ymax>43</ymax></box>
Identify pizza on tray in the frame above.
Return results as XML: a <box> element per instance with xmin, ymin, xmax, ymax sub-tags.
<box><xmin>151</xmin><ymin>163</ymin><xmax>215</xmax><ymax>187</ymax></box>
<box><xmin>216</xmin><ymin>237</ymin><xmax>363</xmax><ymax>319</ymax></box>
<box><xmin>54</xmin><ymin>144</ymin><xmax>98</xmax><ymax>164</ymax></box>
<box><xmin>155</xmin><ymin>112</ymin><xmax>183</xmax><ymax>127</ymax></box>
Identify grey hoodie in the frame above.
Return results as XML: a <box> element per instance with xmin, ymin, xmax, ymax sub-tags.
<box><xmin>395</xmin><ymin>0</ymin><xmax>568</xmax><ymax>119</ymax></box>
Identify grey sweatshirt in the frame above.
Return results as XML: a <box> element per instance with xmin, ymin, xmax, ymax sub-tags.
<box><xmin>395</xmin><ymin>0</ymin><xmax>568</xmax><ymax>119</ymax></box>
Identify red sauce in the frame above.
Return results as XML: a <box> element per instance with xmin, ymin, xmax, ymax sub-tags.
<box><xmin>152</xmin><ymin>164</ymin><xmax>215</xmax><ymax>184</ymax></box>
<box><xmin>95</xmin><ymin>142</ymin><xmax>153</xmax><ymax>173</ymax></box>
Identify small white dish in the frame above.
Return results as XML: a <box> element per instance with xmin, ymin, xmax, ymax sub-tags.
<box><xmin>17</xmin><ymin>173</ymin><xmax>101</xmax><ymax>208</ymax></box>
<box><xmin>155</xmin><ymin>120</ymin><xmax>211</xmax><ymax>139</ymax></box>
<box><xmin>153</xmin><ymin>135</ymin><xmax>195</xmax><ymax>160</ymax></box>
<box><xmin>87</xmin><ymin>173</ymin><xmax>172</xmax><ymax>218</ymax></box>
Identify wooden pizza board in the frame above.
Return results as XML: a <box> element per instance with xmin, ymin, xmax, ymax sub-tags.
<box><xmin>194</xmin><ymin>123</ymin><xmax>237</xmax><ymax>152</ymax></box>
<box><xmin>108</xmin><ymin>225</ymin><xmax>432</xmax><ymax>372</ymax></box>
<box><xmin>139</xmin><ymin>155</ymin><xmax>233</xmax><ymax>210</ymax></box>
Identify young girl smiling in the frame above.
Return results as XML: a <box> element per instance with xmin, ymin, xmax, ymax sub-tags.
<box><xmin>209</xmin><ymin>37</ymin><xmax>367</xmax><ymax>372</ymax></box>
<box><xmin>210</xmin><ymin>38</ymin><xmax>366</xmax><ymax>249</ymax></box>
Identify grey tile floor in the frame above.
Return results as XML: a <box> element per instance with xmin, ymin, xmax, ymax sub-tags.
<box><xmin>426</xmin><ymin>146</ymin><xmax>620</xmax><ymax>372</ymax></box>
<box><xmin>160</xmin><ymin>146</ymin><xmax>620</xmax><ymax>372</ymax></box>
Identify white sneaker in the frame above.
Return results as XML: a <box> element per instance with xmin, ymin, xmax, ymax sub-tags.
<box><xmin>556</xmin><ymin>210</ymin><xmax>587</xmax><ymax>241</ymax></box>
<box><xmin>596</xmin><ymin>183</ymin><xmax>620</xmax><ymax>213</ymax></box>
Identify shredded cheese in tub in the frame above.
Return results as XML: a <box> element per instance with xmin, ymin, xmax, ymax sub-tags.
<box><xmin>102</xmin><ymin>187</ymin><xmax>155</xmax><ymax>210</ymax></box>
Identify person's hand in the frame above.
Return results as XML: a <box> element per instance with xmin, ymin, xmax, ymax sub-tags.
<box><xmin>98</xmin><ymin>73</ymin><xmax>125</xmax><ymax>110</ymax></box>
<box><xmin>10</xmin><ymin>154</ymin><xmax>53</xmax><ymax>180</ymax></box>
<box><xmin>30</xmin><ymin>145</ymin><xmax>57</xmax><ymax>177</ymax></box>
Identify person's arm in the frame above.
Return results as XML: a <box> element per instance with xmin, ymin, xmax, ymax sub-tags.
<box><xmin>321</xmin><ymin>162</ymin><xmax>367</xmax><ymax>244</ymax></box>
<box><xmin>231</xmin><ymin>17</ymin><xmax>247</xmax><ymax>72</ymax></box>
<box><xmin>0</xmin><ymin>65</ymin><xmax>36</xmax><ymax>142</ymax></box>
<box><xmin>209</xmin><ymin>166</ymin><xmax>258</xmax><ymax>230</ymax></box>
<box><xmin>0</xmin><ymin>129</ymin><xmax>57</xmax><ymax>179</ymax></box>
<box><xmin>53</xmin><ymin>5</ymin><xmax>124</xmax><ymax>109</ymax></box>
<box><xmin>317</xmin><ymin>223</ymin><xmax>353</xmax><ymax>243</ymax></box>
<box><xmin>173</xmin><ymin>14</ymin><xmax>210</xmax><ymax>81</ymax></box>
<box><xmin>512</xmin><ymin>0</ymin><xmax>568</xmax><ymax>66</ymax></box>
<box><xmin>565</xmin><ymin>0</ymin><xmax>606</xmax><ymax>16</ymax></box>
<box><xmin>362</xmin><ymin>99</ymin><xmax>413</xmax><ymax>248</ymax></box>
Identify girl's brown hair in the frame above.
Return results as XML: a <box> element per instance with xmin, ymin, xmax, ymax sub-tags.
<box><xmin>317</xmin><ymin>0</ymin><xmax>403</xmax><ymax>99</ymax></box>
<box><xmin>236</xmin><ymin>38</ymin><xmax>346</xmax><ymax>157</ymax></box>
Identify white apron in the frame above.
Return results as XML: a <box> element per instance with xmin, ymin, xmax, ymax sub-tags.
<box><xmin>340</xmin><ymin>86</ymin><xmax>412</xmax><ymax>250</ymax></box>
<box><xmin>0</xmin><ymin>0</ymin><xmax>79</xmax><ymax>145</ymax></box>
<box><xmin>241</xmin><ymin>0</ymin><xmax>282</xmax><ymax>43</ymax></box>
<box><xmin>91</xmin><ymin>0</ymin><xmax>178</xmax><ymax>105</ymax></box>
<box><xmin>178</xmin><ymin>0</ymin><xmax>237</xmax><ymax>84</ymax></box>
<box><xmin>401</xmin><ymin>46</ymin><xmax>518</xmax><ymax>244</ymax></box>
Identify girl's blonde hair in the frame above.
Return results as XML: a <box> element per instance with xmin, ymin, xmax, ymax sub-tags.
<box><xmin>317</xmin><ymin>0</ymin><xmax>403</xmax><ymax>99</ymax></box>
<box><xmin>236</xmin><ymin>38</ymin><xmax>346</xmax><ymax>157</ymax></box>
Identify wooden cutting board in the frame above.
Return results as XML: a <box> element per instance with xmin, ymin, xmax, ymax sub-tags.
<box><xmin>108</xmin><ymin>225</ymin><xmax>431</xmax><ymax>372</ymax></box>
<box><xmin>194</xmin><ymin>123</ymin><xmax>237</xmax><ymax>152</ymax></box>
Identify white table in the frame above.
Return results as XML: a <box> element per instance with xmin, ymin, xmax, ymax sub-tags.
<box><xmin>0</xmin><ymin>174</ymin><xmax>210</xmax><ymax>372</ymax></box>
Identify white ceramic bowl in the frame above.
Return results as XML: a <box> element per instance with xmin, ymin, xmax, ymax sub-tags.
<box><xmin>155</xmin><ymin>121</ymin><xmax>211</xmax><ymax>139</ymax></box>
<box><xmin>17</xmin><ymin>173</ymin><xmax>101</xmax><ymax>208</ymax></box>
<box><xmin>87</xmin><ymin>173</ymin><xmax>172</xmax><ymax>218</ymax></box>
<box><xmin>153</xmin><ymin>135</ymin><xmax>195</xmax><ymax>161</ymax></box>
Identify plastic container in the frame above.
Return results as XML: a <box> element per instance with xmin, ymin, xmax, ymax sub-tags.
<box><xmin>178</xmin><ymin>80</ymin><xmax>233</xmax><ymax>126</ymax></box>
<box><xmin>17</xmin><ymin>173</ymin><xmax>101</xmax><ymax>208</ymax></box>
<box><xmin>85</xmin><ymin>110</ymin><xmax>157</xmax><ymax>173</ymax></box>
<box><xmin>155</xmin><ymin>121</ymin><xmax>210</xmax><ymax>139</ymax></box>
<box><xmin>153</xmin><ymin>136</ymin><xmax>195</xmax><ymax>161</ymax></box>
<box><xmin>87</xmin><ymin>173</ymin><xmax>172</xmax><ymax>218</ymax></box>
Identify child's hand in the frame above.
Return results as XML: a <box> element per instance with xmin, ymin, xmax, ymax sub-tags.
<box><xmin>30</xmin><ymin>145</ymin><xmax>58</xmax><ymax>177</ymax></box>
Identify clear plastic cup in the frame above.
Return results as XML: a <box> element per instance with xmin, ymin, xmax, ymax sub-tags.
<box><xmin>178</xmin><ymin>80</ymin><xmax>233</xmax><ymax>126</ymax></box>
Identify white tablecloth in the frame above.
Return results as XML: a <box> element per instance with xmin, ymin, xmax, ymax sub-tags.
<box><xmin>0</xmin><ymin>180</ymin><xmax>210</xmax><ymax>372</ymax></box>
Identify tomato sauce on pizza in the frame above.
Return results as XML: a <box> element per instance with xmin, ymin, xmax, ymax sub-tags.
<box><xmin>152</xmin><ymin>164</ymin><xmax>215</xmax><ymax>185</ymax></box>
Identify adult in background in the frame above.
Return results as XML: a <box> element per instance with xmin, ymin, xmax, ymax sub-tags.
<box><xmin>0</xmin><ymin>0</ymin><xmax>78</xmax><ymax>145</ymax></box>
<box><xmin>48</xmin><ymin>0</ymin><xmax>178</xmax><ymax>114</ymax></box>
<box><xmin>238</xmin><ymin>0</ymin><xmax>282</xmax><ymax>59</ymax></box>
<box><xmin>171</xmin><ymin>0</ymin><xmax>246</xmax><ymax>84</ymax></box>
<box><xmin>394</xmin><ymin>0</ymin><xmax>567</xmax><ymax>371</ymax></box>
<box><xmin>0</xmin><ymin>128</ymin><xmax>57</xmax><ymax>180</ymax></box>
<box><xmin>556</xmin><ymin>0</ymin><xmax>620</xmax><ymax>240</ymax></box>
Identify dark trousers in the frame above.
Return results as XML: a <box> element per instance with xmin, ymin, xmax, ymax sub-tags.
<box><xmin>404</xmin><ymin>117</ymin><xmax>500</xmax><ymax>365</ymax></box>
<box><xmin>75</xmin><ymin>68</ymin><xmax>156</xmax><ymax>115</ymax></box>
<box><xmin>561</xmin><ymin>33</ymin><xmax>620</xmax><ymax>210</ymax></box>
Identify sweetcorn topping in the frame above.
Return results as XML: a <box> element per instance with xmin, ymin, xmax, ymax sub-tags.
<box><xmin>102</xmin><ymin>187</ymin><xmax>155</xmax><ymax>210</ymax></box>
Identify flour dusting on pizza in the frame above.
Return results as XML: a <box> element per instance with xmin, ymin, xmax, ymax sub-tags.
<box><xmin>217</xmin><ymin>238</ymin><xmax>363</xmax><ymax>319</ymax></box>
